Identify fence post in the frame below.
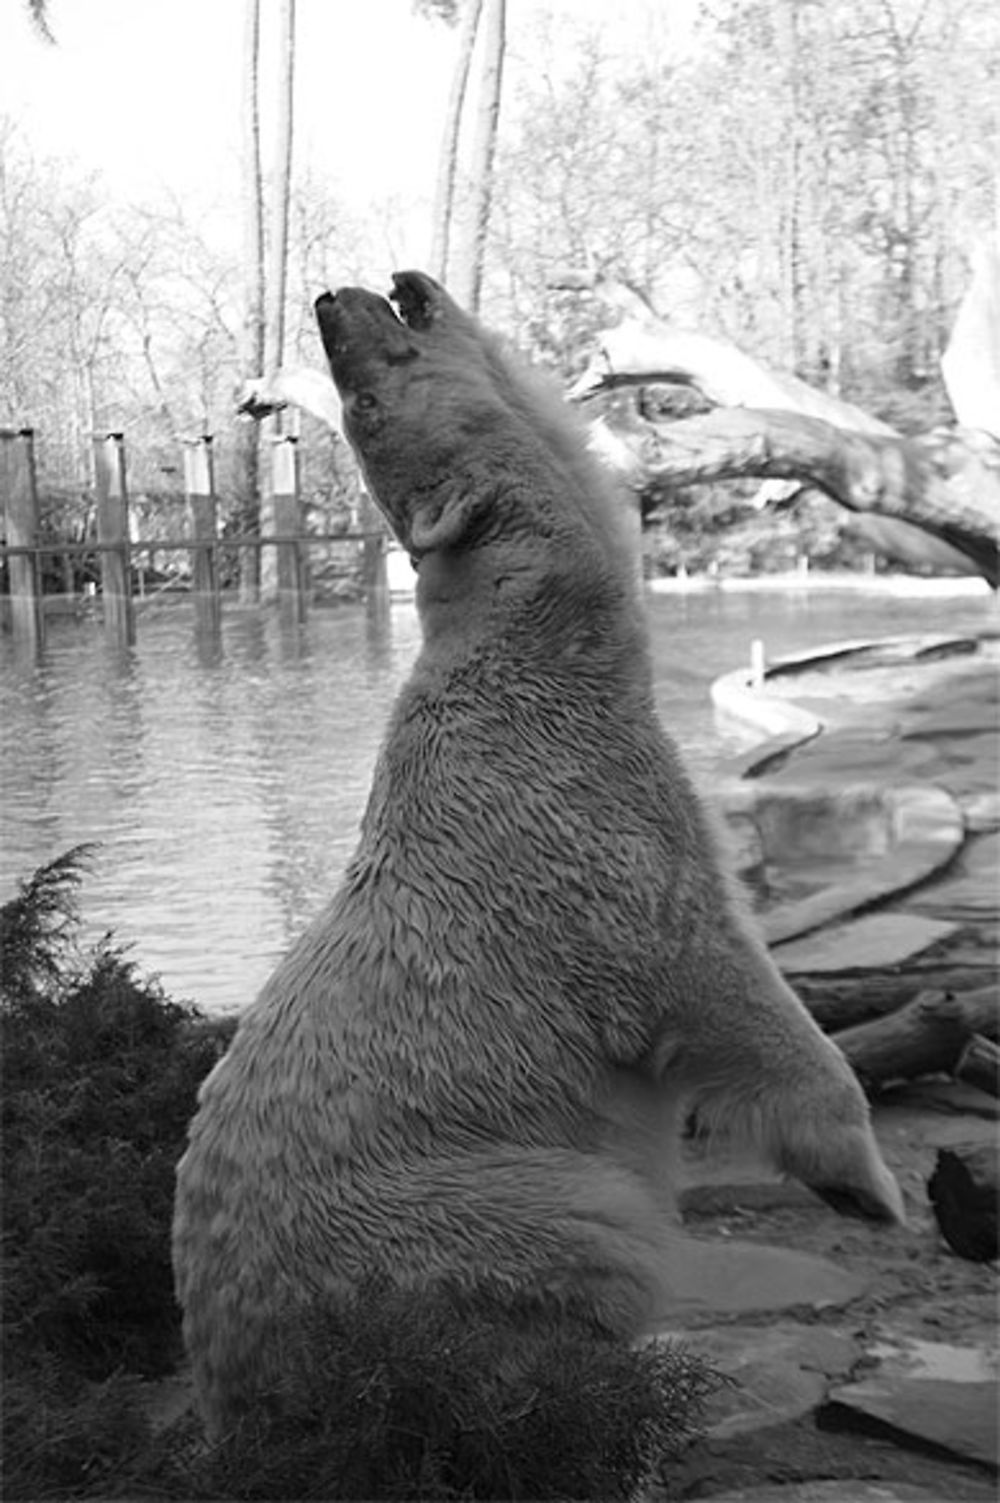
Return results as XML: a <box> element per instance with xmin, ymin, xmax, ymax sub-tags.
<box><xmin>271</xmin><ymin>434</ymin><xmax>307</xmax><ymax>623</ymax></box>
<box><xmin>358</xmin><ymin>490</ymin><xmax>388</xmax><ymax>604</ymax></box>
<box><xmin>0</xmin><ymin>427</ymin><xmax>44</xmax><ymax>657</ymax></box>
<box><xmin>183</xmin><ymin>435</ymin><xmax>221</xmax><ymax>640</ymax></box>
<box><xmin>92</xmin><ymin>432</ymin><xmax>135</xmax><ymax>648</ymax></box>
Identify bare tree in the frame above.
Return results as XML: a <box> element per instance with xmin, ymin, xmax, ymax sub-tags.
<box><xmin>266</xmin><ymin>0</ymin><xmax>296</xmax><ymax>396</ymax></box>
<box><xmin>429</xmin><ymin>0</ymin><xmax>483</xmax><ymax>281</ymax></box>
<box><xmin>234</xmin><ymin>0</ymin><xmax>267</xmax><ymax>602</ymax></box>
<box><xmin>427</xmin><ymin>0</ymin><xmax>506</xmax><ymax>311</ymax></box>
<box><xmin>448</xmin><ymin>0</ymin><xmax>506</xmax><ymax>313</ymax></box>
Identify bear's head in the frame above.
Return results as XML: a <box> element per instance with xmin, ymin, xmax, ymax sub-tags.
<box><xmin>316</xmin><ymin>271</ymin><xmax>643</xmax><ymax>654</ymax></box>
<box><xmin>315</xmin><ymin>271</ymin><xmax>522</xmax><ymax>559</ymax></box>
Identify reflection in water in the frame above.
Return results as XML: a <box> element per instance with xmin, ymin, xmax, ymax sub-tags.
<box><xmin>192</xmin><ymin>599</ymin><xmax>223</xmax><ymax>667</ymax></box>
<box><xmin>364</xmin><ymin>586</ymin><xmax>394</xmax><ymax>669</ymax></box>
<box><xmin>1</xmin><ymin>590</ymin><xmax>990</xmax><ymax>1014</ymax></box>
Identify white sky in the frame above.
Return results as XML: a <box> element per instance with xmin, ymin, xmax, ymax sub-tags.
<box><xmin>1</xmin><ymin>0</ymin><xmax>458</xmax><ymax>259</ymax></box>
<box><xmin>0</xmin><ymin>0</ymin><xmax>698</xmax><ymax>264</ymax></box>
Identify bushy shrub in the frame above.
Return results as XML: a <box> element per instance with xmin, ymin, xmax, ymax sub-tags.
<box><xmin>197</xmin><ymin>1284</ymin><xmax>720</xmax><ymax>1502</ymax></box>
<box><xmin>1</xmin><ymin>1355</ymin><xmax>153</xmax><ymax>1501</ymax></box>
<box><xmin>1</xmin><ymin>849</ymin><xmax>222</xmax><ymax>1380</ymax></box>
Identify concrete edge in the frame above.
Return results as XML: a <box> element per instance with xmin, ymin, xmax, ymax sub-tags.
<box><xmin>710</xmin><ymin>633</ymin><xmax>985</xmax><ymax>959</ymax></box>
<box><xmin>711</xmin><ymin>632</ymin><xmax>993</xmax><ymax>779</ymax></box>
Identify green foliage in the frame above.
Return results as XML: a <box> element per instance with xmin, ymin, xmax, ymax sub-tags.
<box><xmin>2</xmin><ymin>1356</ymin><xmax>154</xmax><ymax>1501</ymax></box>
<box><xmin>198</xmin><ymin>1287</ymin><xmax>719</xmax><ymax>1502</ymax></box>
<box><xmin>0</xmin><ymin>843</ymin><xmax>94</xmax><ymax>1001</ymax></box>
<box><xmin>1</xmin><ymin>848</ymin><xmax>222</xmax><ymax>1381</ymax></box>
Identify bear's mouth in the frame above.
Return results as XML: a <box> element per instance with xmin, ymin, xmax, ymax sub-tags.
<box><xmin>314</xmin><ymin>271</ymin><xmax>445</xmax><ymax>368</ymax></box>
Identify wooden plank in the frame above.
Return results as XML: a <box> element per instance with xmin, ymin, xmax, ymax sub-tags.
<box><xmin>271</xmin><ymin>435</ymin><xmax>307</xmax><ymax>622</ymax></box>
<box><xmin>183</xmin><ymin>435</ymin><xmax>221</xmax><ymax>643</ymax></box>
<box><xmin>0</xmin><ymin>428</ymin><xmax>44</xmax><ymax>656</ymax></box>
<box><xmin>92</xmin><ymin>433</ymin><xmax>135</xmax><ymax>647</ymax></box>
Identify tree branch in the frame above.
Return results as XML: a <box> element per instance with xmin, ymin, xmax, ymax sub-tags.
<box><xmin>632</xmin><ymin>407</ymin><xmax>999</xmax><ymax>584</ymax></box>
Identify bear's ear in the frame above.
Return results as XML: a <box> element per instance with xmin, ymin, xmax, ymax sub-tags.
<box><xmin>390</xmin><ymin>271</ymin><xmax>450</xmax><ymax>331</ymax></box>
<box><xmin>410</xmin><ymin>484</ymin><xmax>493</xmax><ymax>555</ymax></box>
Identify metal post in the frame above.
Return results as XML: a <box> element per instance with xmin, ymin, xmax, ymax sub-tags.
<box><xmin>92</xmin><ymin>432</ymin><xmax>135</xmax><ymax>647</ymax></box>
<box><xmin>271</xmin><ymin>434</ymin><xmax>307</xmax><ymax>623</ymax></box>
<box><xmin>183</xmin><ymin>435</ymin><xmax>221</xmax><ymax>641</ymax></box>
<box><xmin>0</xmin><ymin>427</ymin><xmax>44</xmax><ymax>657</ymax></box>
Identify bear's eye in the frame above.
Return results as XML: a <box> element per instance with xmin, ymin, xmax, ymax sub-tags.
<box><xmin>354</xmin><ymin>392</ymin><xmax>378</xmax><ymax>412</ymax></box>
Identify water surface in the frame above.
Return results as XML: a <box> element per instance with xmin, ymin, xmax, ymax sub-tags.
<box><xmin>1</xmin><ymin>587</ymin><xmax>990</xmax><ymax>1013</ymax></box>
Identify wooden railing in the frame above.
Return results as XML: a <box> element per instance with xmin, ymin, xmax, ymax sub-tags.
<box><xmin>0</xmin><ymin>428</ymin><xmax>389</xmax><ymax>658</ymax></box>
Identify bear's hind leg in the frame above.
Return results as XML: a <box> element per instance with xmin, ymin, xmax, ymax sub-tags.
<box><xmin>362</xmin><ymin>1145</ymin><xmax>677</xmax><ymax>1341</ymax></box>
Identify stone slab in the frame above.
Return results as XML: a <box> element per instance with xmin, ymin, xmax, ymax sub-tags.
<box><xmin>824</xmin><ymin>1334</ymin><xmax>999</xmax><ymax>1472</ymax></box>
<box><xmin>651</xmin><ymin>1322</ymin><xmax>858</xmax><ymax>1440</ymax></box>
<box><xmin>774</xmin><ymin>911</ymin><xmax>960</xmax><ymax>974</ymax></box>
<box><xmin>656</xmin><ymin>1236</ymin><xmax>867</xmax><ymax>1320</ymax></box>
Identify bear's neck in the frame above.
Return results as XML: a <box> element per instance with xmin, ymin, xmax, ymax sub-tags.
<box><xmin>412</xmin><ymin>542</ymin><xmax>651</xmax><ymax>699</ymax></box>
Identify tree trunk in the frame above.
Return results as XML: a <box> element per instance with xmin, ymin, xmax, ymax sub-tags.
<box><xmin>941</xmin><ymin>235</ymin><xmax>1000</xmax><ymax>439</ymax></box>
<box><xmin>571</xmin><ymin>314</ymin><xmax>999</xmax><ymax>583</ymax></box>
<box><xmin>773</xmin><ymin>0</ymin><xmax>805</xmax><ymax>372</ymax></box>
<box><xmin>429</xmin><ymin>0</ymin><xmax>484</xmax><ymax>282</ymax></box>
<box><xmin>793</xmin><ymin>969</ymin><xmax>996</xmax><ymax>1034</ymax></box>
<box><xmin>954</xmin><ymin>1035</ymin><xmax>1000</xmax><ymax>1098</ymax></box>
<box><xmin>236</xmin><ymin>0</ymin><xmax>266</xmax><ymax>604</ymax></box>
<box><xmin>634</xmin><ymin>406</ymin><xmax>999</xmax><ymax>584</ymax></box>
<box><xmin>448</xmin><ymin>0</ymin><xmax>506</xmax><ymax>313</ymax></box>
<box><xmin>260</xmin><ymin>0</ymin><xmax>297</xmax><ymax>601</ymax></box>
<box><xmin>831</xmin><ymin>987</ymin><xmax>1000</xmax><ymax>1091</ymax></box>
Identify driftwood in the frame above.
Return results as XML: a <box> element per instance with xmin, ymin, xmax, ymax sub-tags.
<box><xmin>831</xmin><ymin>986</ymin><xmax>1000</xmax><ymax>1091</ymax></box>
<box><xmin>569</xmin><ymin>319</ymin><xmax>895</xmax><ymax>435</ymax></box>
<box><xmin>955</xmin><ymin>1034</ymin><xmax>1000</xmax><ymax>1098</ymax></box>
<box><xmin>791</xmin><ymin>967</ymin><xmax>997</xmax><ymax>1034</ymax></box>
<box><xmin>566</xmin><ymin>263</ymin><xmax>1000</xmax><ymax>584</ymax></box>
<box><xmin>927</xmin><ymin>1144</ymin><xmax>999</xmax><ymax>1263</ymax></box>
<box><xmin>630</xmin><ymin>408</ymin><xmax>999</xmax><ymax>586</ymax></box>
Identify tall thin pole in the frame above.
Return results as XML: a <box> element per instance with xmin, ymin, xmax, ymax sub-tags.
<box><xmin>183</xmin><ymin>435</ymin><xmax>221</xmax><ymax>645</ymax></box>
<box><xmin>1</xmin><ymin>427</ymin><xmax>44</xmax><ymax>658</ymax></box>
<box><xmin>92</xmin><ymin>432</ymin><xmax>135</xmax><ymax>648</ymax></box>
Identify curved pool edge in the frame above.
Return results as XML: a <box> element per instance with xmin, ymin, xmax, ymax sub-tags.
<box><xmin>709</xmin><ymin>633</ymin><xmax>991</xmax><ymax>968</ymax></box>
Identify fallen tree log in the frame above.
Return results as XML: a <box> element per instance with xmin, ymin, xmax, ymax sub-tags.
<box><xmin>831</xmin><ymin>986</ymin><xmax>1000</xmax><ymax>1091</ymax></box>
<box><xmin>567</xmin><ymin>272</ymin><xmax>1000</xmax><ymax>582</ymax></box>
<box><xmin>954</xmin><ymin>1034</ymin><xmax>1000</xmax><ymax>1098</ymax></box>
<box><xmin>604</xmin><ymin>404</ymin><xmax>1000</xmax><ymax>586</ymax></box>
<box><xmin>570</xmin><ymin>320</ymin><xmax>895</xmax><ymax>436</ymax></box>
<box><xmin>793</xmin><ymin>968</ymin><xmax>997</xmax><ymax>1034</ymax></box>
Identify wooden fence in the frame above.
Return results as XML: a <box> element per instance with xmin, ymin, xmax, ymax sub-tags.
<box><xmin>0</xmin><ymin>428</ymin><xmax>390</xmax><ymax>658</ymax></box>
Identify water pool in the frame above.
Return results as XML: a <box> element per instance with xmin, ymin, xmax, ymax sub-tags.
<box><xmin>1</xmin><ymin>585</ymin><xmax>991</xmax><ymax>1013</ymax></box>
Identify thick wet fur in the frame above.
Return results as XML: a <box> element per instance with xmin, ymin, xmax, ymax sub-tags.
<box><xmin>174</xmin><ymin>270</ymin><xmax>904</xmax><ymax>1440</ymax></box>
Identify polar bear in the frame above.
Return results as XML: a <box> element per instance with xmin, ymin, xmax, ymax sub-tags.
<box><xmin>173</xmin><ymin>270</ymin><xmax>903</xmax><ymax>1441</ymax></box>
